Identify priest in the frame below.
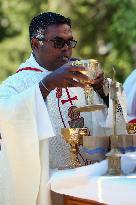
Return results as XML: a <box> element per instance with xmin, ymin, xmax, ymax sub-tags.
<box><xmin>0</xmin><ymin>12</ymin><xmax>109</xmax><ymax>205</ymax></box>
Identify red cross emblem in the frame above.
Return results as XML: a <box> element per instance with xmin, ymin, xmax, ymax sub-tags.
<box><xmin>61</xmin><ymin>88</ymin><xmax>78</xmax><ymax>105</ymax></box>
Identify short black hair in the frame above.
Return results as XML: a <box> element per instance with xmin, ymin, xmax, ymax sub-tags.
<box><xmin>29</xmin><ymin>12</ymin><xmax>71</xmax><ymax>43</ymax></box>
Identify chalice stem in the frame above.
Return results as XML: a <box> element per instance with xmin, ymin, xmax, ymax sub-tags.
<box><xmin>70</xmin><ymin>145</ymin><xmax>81</xmax><ymax>167</ymax></box>
<box><xmin>84</xmin><ymin>85</ymin><xmax>93</xmax><ymax>105</ymax></box>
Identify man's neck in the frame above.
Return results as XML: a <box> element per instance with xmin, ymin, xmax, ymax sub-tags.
<box><xmin>32</xmin><ymin>52</ymin><xmax>47</xmax><ymax>70</ymax></box>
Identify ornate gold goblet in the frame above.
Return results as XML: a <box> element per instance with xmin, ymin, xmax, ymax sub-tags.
<box><xmin>61</xmin><ymin>128</ymin><xmax>89</xmax><ymax>169</ymax></box>
<box><xmin>72</xmin><ymin>59</ymin><xmax>106</xmax><ymax>112</ymax></box>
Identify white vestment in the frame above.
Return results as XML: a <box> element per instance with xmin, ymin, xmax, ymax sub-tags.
<box><xmin>0</xmin><ymin>54</ymin><xmax>125</xmax><ymax>205</ymax></box>
<box><xmin>123</xmin><ymin>69</ymin><xmax>136</xmax><ymax>121</ymax></box>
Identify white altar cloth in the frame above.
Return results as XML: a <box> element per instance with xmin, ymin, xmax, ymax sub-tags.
<box><xmin>50</xmin><ymin>160</ymin><xmax>136</xmax><ymax>205</ymax></box>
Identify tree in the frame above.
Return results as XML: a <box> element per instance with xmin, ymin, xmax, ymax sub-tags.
<box><xmin>0</xmin><ymin>0</ymin><xmax>136</xmax><ymax>82</ymax></box>
<box><xmin>67</xmin><ymin>0</ymin><xmax>136</xmax><ymax>82</ymax></box>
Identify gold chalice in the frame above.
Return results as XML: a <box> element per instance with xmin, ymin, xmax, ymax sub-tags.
<box><xmin>72</xmin><ymin>59</ymin><xmax>106</xmax><ymax>112</ymax></box>
<box><xmin>61</xmin><ymin>128</ymin><xmax>89</xmax><ymax>168</ymax></box>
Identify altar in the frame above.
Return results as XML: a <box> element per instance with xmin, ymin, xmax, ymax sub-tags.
<box><xmin>50</xmin><ymin>160</ymin><xmax>136</xmax><ymax>205</ymax></box>
<box><xmin>51</xmin><ymin>192</ymin><xmax>106</xmax><ymax>205</ymax></box>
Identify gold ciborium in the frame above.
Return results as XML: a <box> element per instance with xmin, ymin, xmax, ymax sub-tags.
<box><xmin>61</xmin><ymin>128</ymin><xmax>89</xmax><ymax>168</ymax></box>
<box><xmin>71</xmin><ymin>59</ymin><xmax>106</xmax><ymax>112</ymax></box>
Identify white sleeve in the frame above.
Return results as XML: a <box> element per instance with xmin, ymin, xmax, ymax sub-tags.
<box><xmin>0</xmin><ymin>80</ymin><xmax>54</xmax><ymax>205</ymax></box>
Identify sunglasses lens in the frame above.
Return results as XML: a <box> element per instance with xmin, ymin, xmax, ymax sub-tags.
<box><xmin>53</xmin><ymin>39</ymin><xmax>77</xmax><ymax>48</ymax></box>
<box><xmin>69</xmin><ymin>40</ymin><xmax>77</xmax><ymax>48</ymax></box>
<box><xmin>54</xmin><ymin>39</ymin><xmax>65</xmax><ymax>48</ymax></box>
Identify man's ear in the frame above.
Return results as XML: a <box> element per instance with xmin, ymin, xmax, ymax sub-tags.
<box><xmin>31</xmin><ymin>38</ymin><xmax>40</xmax><ymax>50</ymax></box>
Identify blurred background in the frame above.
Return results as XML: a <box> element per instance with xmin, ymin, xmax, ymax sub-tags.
<box><xmin>0</xmin><ymin>0</ymin><xmax>136</xmax><ymax>82</ymax></box>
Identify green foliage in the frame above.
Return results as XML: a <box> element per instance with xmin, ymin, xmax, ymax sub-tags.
<box><xmin>0</xmin><ymin>0</ymin><xmax>136</xmax><ymax>82</ymax></box>
<box><xmin>67</xmin><ymin>0</ymin><xmax>136</xmax><ymax>82</ymax></box>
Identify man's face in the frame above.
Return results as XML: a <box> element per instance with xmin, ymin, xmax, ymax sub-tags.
<box><xmin>35</xmin><ymin>24</ymin><xmax>75</xmax><ymax>71</ymax></box>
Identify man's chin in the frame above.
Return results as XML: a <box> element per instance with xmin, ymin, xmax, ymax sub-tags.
<box><xmin>55</xmin><ymin>60</ymin><xmax>69</xmax><ymax>69</ymax></box>
<box><xmin>47</xmin><ymin>58</ymin><xmax>70</xmax><ymax>70</ymax></box>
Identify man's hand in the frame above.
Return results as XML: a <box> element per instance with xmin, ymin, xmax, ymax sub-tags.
<box><xmin>91</xmin><ymin>73</ymin><xmax>109</xmax><ymax>107</ymax></box>
<box><xmin>41</xmin><ymin>64</ymin><xmax>90</xmax><ymax>91</ymax></box>
<box><xmin>91</xmin><ymin>73</ymin><xmax>104</xmax><ymax>94</ymax></box>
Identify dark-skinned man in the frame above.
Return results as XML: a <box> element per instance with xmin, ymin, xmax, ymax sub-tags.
<box><xmin>0</xmin><ymin>12</ymin><xmax>108</xmax><ymax>205</ymax></box>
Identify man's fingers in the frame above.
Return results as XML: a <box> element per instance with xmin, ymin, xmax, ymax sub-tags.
<box><xmin>69</xmin><ymin>65</ymin><xmax>86</xmax><ymax>72</ymax></box>
<box><xmin>95</xmin><ymin>72</ymin><xmax>104</xmax><ymax>78</ymax></box>
<box><xmin>93</xmin><ymin>78</ymin><xmax>103</xmax><ymax>85</ymax></box>
<box><xmin>72</xmin><ymin>71</ymin><xmax>90</xmax><ymax>81</ymax></box>
<box><xmin>92</xmin><ymin>75</ymin><xmax>104</xmax><ymax>84</ymax></box>
<box><xmin>67</xmin><ymin>79</ymin><xmax>85</xmax><ymax>88</ymax></box>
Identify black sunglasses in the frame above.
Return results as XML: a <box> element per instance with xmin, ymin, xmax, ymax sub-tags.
<box><xmin>37</xmin><ymin>37</ymin><xmax>77</xmax><ymax>49</ymax></box>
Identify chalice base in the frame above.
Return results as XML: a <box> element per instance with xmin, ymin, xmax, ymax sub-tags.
<box><xmin>58</xmin><ymin>160</ymin><xmax>82</xmax><ymax>170</ymax></box>
<box><xmin>73</xmin><ymin>104</ymin><xmax>106</xmax><ymax>113</ymax></box>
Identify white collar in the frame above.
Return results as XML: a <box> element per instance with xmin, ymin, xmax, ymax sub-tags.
<box><xmin>18</xmin><ymin>53</ymin><xmax>52</xmax><ymax>74</ymax></box>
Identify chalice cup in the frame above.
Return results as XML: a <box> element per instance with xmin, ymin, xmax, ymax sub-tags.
<box><xmin>61</xmin><ymin>128</ymin><xmax>88</xmax><ymax>169</ymax></box>
<box><xmin>72</xmin><ymin>59</ymin><xmax>106</xmax><ymax>112</ymax></box>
